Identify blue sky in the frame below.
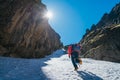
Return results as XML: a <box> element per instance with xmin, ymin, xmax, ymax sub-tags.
<box><xmin>42</xmin><ymin>0</ymin><xmax>119</xmax><ymax>45</ymax></box>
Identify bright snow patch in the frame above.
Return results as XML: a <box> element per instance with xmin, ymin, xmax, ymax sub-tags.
<box><xmin>0</xmin><ymin>50</ymin><xmax>120</xmax><ymax>80</ymax></box>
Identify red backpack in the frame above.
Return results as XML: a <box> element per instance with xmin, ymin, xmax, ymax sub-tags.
<box><xmin>67</xmin><ymin>45</ymin><xmax>72</xmax><ymax>57</ymax></box>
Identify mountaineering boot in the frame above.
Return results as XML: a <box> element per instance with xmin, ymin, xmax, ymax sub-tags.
<box><xmin>78</xmin><ymin>58</ymin><xmax>82</xmax><ymax>65</ymax></box>
<box><xmin>76</xmin><ymin>58</ymin><xmax>82</xmax><ymax>64</ymax></box>
<box><xmin>74</xmin><ymin>67</ymin><xmax>78</xmax><ymax>71</ymax></box>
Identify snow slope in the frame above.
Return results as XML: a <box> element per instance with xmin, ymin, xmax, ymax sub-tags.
<box><xmin>0</xmin><ymin>50</ymin><xmax>120</xmax><ymax>80</ymax></box>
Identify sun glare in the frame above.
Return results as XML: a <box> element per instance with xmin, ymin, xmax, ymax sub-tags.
<box><xmin>45</xmin><ymin>11</ymin><xmax>53</xmax><ymax>19</ymax></box>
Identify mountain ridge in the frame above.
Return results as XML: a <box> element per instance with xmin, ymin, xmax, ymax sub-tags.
<box><xmin>0</xmin><ymin>0</ymin><xmax>62</xmax><ymax>58</ymax></box>
<box><xmin>80</xmin><ymin>3</ymin><xmax>120</xmax><ymax>62</ymax></box>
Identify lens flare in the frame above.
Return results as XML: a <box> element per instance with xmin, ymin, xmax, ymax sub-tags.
<box><xmin>45</xmin><ymin>11</ymin><xmax>53</xmax><ymax>19</ymax></box>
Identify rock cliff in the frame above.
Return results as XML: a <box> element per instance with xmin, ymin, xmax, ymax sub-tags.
<box><xmin>80</xmin><ymin>3</ymin><xmax>120</xmax><ymax>62</ymax></box>
<box><xmin>0</xmin><ymin>0</ymin><xmax>62</xmax><ymax>58</ymax></box>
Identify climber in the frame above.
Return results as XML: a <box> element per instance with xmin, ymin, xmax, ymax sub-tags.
<box><xmin>67</xmin><ymin>43</ymin><xmax>82</xmax><ymax>71</ymax></box>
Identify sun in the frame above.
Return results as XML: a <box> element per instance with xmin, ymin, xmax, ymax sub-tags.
<box><xmin>45</xmin><ymin>11</ymin><xmax>53</xmax><ymax>19</ymax></box>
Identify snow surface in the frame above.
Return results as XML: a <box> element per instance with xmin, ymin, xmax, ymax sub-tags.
<box><xmin>0</xmin><ymin>50</ymin><xmax>120</xmax><ymax>80</ymax></box>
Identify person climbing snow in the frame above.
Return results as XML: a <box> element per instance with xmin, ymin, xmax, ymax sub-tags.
<box><xmin>67</xmin><ymin>43</ymin><xmax>82</xmax><ymax>71</ymax></box>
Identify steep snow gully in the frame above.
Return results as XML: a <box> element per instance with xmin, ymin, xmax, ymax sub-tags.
<box><xmin>0</xmin><ymin>50</ymin><xmax>120</xmax><ymax>80</ymax></box>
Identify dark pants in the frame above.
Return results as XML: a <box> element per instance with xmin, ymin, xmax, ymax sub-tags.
<box><xmin>71</xmin><ymin>51</ymin><xmax>79</xmax><ymax>69</ymax></box>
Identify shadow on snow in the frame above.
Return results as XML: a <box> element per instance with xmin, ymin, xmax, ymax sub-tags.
<box><xmin>77</xmin><ymin>71</ymin><xmax>103</xmax><ymax>80</ymax></box>
<box><xmin>0</xmin><ymin>50</ymin><xmax>65</xmax><ymax>80</ymax></box>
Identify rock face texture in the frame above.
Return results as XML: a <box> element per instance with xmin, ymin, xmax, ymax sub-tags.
<box><xmin>80</xmin><ymin>3</ymin><xmax>120</xmax><ymax>62</ymax></box>
<box><xmin>0</xmin><ymin>0</ymin><xmax>62</xmax><ymax>58</ymax></box>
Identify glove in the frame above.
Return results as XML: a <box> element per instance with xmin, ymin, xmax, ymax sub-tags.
<box><xmin>69</xmin><ymin>56</ymin><xmax>70</xmax><ymax>58</ymax></box>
